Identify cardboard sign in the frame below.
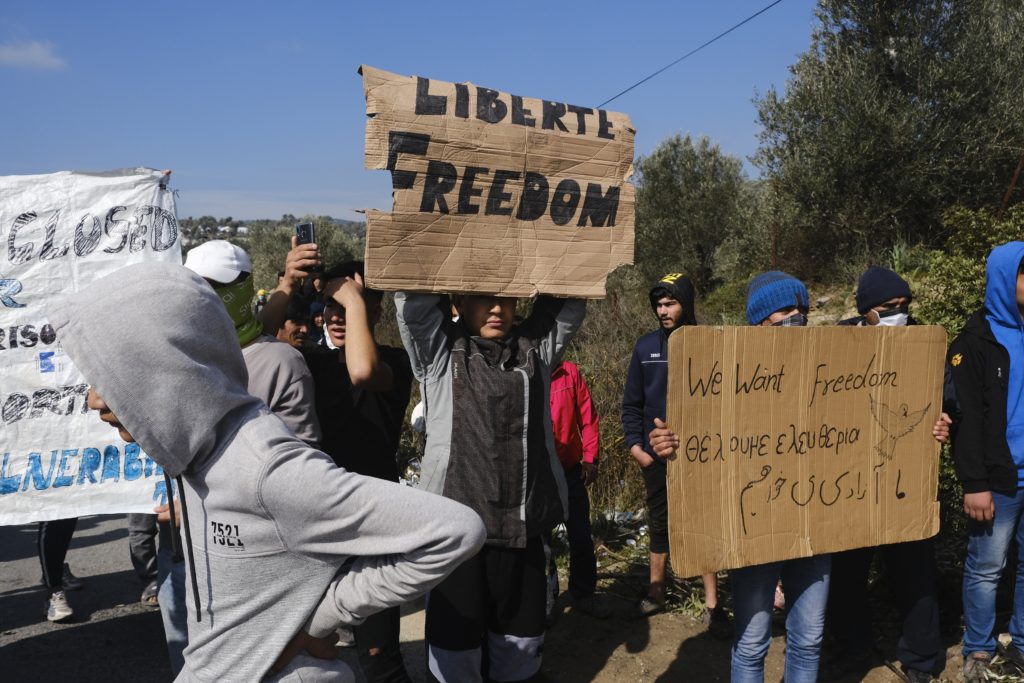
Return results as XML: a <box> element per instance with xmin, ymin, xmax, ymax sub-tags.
<box><xmin>665</xmin><ymin>326</ymin><xmax>945</xmax><ymax>576</ymax></box>
<box><xmin>0</xmin><ymin>168</ymin><xmax>181</xmax><ymax>525</ymax></box>
<box><xmin>360</xmin><ymin>65</ymin><xmax>635</xmax><ymax>298</ymax></box>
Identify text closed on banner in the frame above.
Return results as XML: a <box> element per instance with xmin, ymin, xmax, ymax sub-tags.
<box><xmin>0</xmin><ymin>168</ymin><xmax>181</xmax><ymax>525</ymax></box>
<box><xmin>361</xmin><ymin>65</ymin><xmax>635</xmax><ymax>298</ymax></box>
<box><xmin>665</xmin><ymin>326</ymin><xmax>945</xmax><ymax>576</ymax></box>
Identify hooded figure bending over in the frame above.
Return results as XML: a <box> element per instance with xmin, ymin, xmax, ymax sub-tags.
<box><xmin>49</xmin><ymin>263</ymin><xmax>486</xmax><ymax>682</ymax></box>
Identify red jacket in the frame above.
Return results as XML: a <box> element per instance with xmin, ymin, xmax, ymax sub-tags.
<box><xmin>549</xmin><ymin>361</ymin><xmax>600</xmax><ymax>470</ymax></box>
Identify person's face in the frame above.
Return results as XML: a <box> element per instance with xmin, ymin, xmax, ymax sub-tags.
<box><xmin>324</xmin><ymin>300</ymin><xmax>347</xmax><ymax>347</ymax></box>
<box><xmin>455</xmin><ymin>295</ymin><xmax>516</xmax><ymax>339</ymax></box>
<box><xmin>760</xmin><ymin>307</ymin><xmax>800</xmax><ymax>326</ymax></box>
<box><xmin>655</xmin><ymin>296</ymin><xmax>684</xmax><ymax>330</ymax></box>
<box><xmin>864</xmin><ymin>296</ymin><xmax>909</xmax><ymax>326</ymax></box>
<box><xmin>86</xmin><ymin>388</ymin><xmax>135</xmax><ymax>443</ymax></box>
<box><xmin>277</xmin><ymin>319</ymin><xmax>308</xmax><ymax>348</ymax></box>
<box><xmin>1017</xmin><ymin>262</ymin><xmax>1024</xmax><ymax>314</ymax></box>
<box><xmin>313</xmin><ymin>312</ymin><xmax>324</xmax><ymax>328</ymax></box>
<box><xmin>312</xmin><ymin>275</ymin><xmax>323</xmax><ymax>292</ymax></box>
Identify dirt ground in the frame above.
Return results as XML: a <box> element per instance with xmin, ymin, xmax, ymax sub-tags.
<box><xmin>541</xmin><ymin>598</ymin><xmax>963</xmax><ymax>682</ymax></box>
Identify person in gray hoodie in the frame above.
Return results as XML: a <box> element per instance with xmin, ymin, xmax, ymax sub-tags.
<box><xmin>49</xmin><ymin>262</ymin><xmax>486</xmax><ymax>682</ymax></box>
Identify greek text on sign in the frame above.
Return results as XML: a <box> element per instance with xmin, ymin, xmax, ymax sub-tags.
<box><xmin>360</xmin><ymin>65</ymin><xmax>635</xmax><ymax>298</ymax></box>
<box><xmin>665</xmin><ymin>326</ymin><xmax>944</xmax><ymax>576</ymax></box>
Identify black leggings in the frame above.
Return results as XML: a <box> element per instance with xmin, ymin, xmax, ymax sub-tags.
<box><xmin>38</xmin><ymin>517</ymin><xmax>78</xmax><ymax>592</ymax></box>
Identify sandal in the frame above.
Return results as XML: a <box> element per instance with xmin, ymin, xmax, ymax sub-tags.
<box><xmin>141</xmin><ymin>580</ymin><xmax>159</xmax><ymax>607</ymax></box>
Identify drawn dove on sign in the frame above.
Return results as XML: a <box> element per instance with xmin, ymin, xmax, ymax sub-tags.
<box><xmin>869</xmin><ymin>397</ymin><xmax>931</xmax><ymax>461</ymax></box>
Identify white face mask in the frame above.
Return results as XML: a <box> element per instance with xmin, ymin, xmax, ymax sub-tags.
<box><xmin>875</xmin><ymin>308</ymin><xmax>909</xmax><ymax>327</ymax></box>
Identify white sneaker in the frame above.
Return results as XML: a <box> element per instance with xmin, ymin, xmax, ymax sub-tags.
<box><xmin>46</xmin><ymin>590</ymin><xmax>74</xmax><ymax>622</ymax></box>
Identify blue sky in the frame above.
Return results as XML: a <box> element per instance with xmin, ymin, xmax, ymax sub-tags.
<box><xmin>1</xmin><ymin>1</ymin><xmax>818</xmax><ymax>220</ymax></box>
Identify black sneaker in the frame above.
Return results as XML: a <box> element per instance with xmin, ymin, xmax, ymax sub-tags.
<box><xmin>572</xmin><ymin>594</ymin><xmax>613</xmax><ymax>619</ymax></box>
<box><xmin>999</xmin><ymin>641</ymin><xmax>1024</xmax><ymax>670</ymax></box>
<box><xmin>61</xmin><ymin>563</ymin><xmax>84</xmax><ymax>591</ymax></box>
<box><xmin>818</xmin><ymin>651</ymin><xmax>873</xmax><ymax>681</ymax></box>
<box><xmin>900</xmin><ymin>666</ymin><xmax>933</xmax><ymax>683</ymax></box>
<box><xmin>704</xmin><ymin>605</ymin><xmax>733</xmax><ymax>640</ymax></box>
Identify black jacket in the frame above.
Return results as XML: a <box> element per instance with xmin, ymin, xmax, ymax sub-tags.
<box><xmin>948</xmin><ymin>309</ymin><xmax>1019</xmax><ymax>494</ymax></box>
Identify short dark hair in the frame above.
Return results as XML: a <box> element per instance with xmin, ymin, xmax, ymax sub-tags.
<box><xmin>323</xmin><ymin>261</ymin><xmax>382</xmax><ymax>302</ymax></box>
<box><xmin>323</xmin><ymin>261</ymin><xmax>364</xmax><ymax>282</ymax></box>
<box><xmin>284</xmin><ymin>296</ymin><xmax>310</xmax><ymax>324</ymax></box>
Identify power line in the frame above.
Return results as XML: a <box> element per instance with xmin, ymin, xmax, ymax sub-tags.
<box><xmin>596</xmin><ymin>0</ymin><xmax>786</xmax><ymax>109</ymax></box>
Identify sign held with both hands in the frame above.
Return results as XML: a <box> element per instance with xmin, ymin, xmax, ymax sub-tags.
<box><xmin>360</xmin><ymin>65</ymin><xmax>635</xmax><ymax>299</ymax></box>
<box><xmin>665</xmin><ymin>325</ymin><xmax>946</xmax><ymax>576</ymax></box>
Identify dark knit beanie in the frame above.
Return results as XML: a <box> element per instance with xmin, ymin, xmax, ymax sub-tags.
<box><xmin>648</xmin><ymin>272</ymin><xmax>697</xmax><ymax>326</ymax></box>
<box><xmin>746</xmin><ymin>271</ymin><xmax>809</xmax><ymax>325</ymax></box>
<box><xmin>855</xmin><ymin>266</ymin><xmax>912</xmax><ymax>314</ymax></box>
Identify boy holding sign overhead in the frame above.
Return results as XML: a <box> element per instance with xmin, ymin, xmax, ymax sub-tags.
<box><xmin>395</xmin><ymin>290</ymin><xmax>585</xmax><ymax>683</ymax></box>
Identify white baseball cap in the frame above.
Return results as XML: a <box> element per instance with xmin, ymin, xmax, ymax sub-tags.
<box><xmin>184</xmin><ymin>240</ymin><xmax>252</xmax><ymax>284</ymax></box>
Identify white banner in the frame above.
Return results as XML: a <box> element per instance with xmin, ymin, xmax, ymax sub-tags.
<box><xmin>0</xmin><ymin>168</ymin><xmax>181</xmax><ymax>525</ymax></box>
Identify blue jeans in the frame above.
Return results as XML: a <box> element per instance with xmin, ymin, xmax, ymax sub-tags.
<box><xmin>157</xmin><ymin>542</ymin><xmax>188</xmax><ymax>676</ymax></box>
<box><xmin>963</xmin><ymin>488</ymin><xmax>1024</xmax><ymax>655</ymax></box>
<box><xmin>731</xmin><ymin>555</ymin><xmax>830</xmax><ymax>683</ymax></box>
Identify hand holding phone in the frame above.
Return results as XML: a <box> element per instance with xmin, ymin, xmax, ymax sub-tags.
<box><xmin>295</xmin><ymin>222</ymin><xmax>316</xmax><ymax>245</ymax></box>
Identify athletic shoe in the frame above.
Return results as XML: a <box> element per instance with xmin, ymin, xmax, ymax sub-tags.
<box><xmin>46</xmin><ymin>590</ymin><xmax>74</xmax><ymax>622</ymax></box>
<box><xmin>61</xmin><ymin>563</ymin><xmax>84</xmax><ymax>591</ymax></box>
<box><xmin>900</xmin><ymin>665</ymin><xmax>933</xmax><ymax>683</ymax></box>
<box><xmin>703</xmin><ymin>604</ymin><xmax>733</xmax><ymax>640</ymax></box>
<box><xmin>963</xmin><ymin>651</ymin><xmax>992</xmax><ymax>683</ymax></box>
<box><xmin>572</xmin><ymin>594</ymin><xmax>613</xmax><ymax>619</ymax></box>
<box><xmin>999</xmin><ymin>641</ymin><xmax>1024</xmax><ymax>670</ymax></box>
<box><xmin>818</xmin><ymin>651</ymin><xmax>872</xmax><ymax>681</ymax></box>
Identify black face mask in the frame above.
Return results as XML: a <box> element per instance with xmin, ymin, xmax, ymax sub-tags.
<box><xmin>771</xmin><ymin>312</ymin><xmax>808</xmax><ymax>327</ymax></box>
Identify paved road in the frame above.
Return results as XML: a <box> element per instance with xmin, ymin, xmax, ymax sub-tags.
<box><xmin>0</xmin><ymin>515</ymin><xmax>427</xmax><ymax>683</ymax></box>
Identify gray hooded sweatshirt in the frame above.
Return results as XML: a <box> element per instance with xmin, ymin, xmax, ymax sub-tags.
<box><xmin>49</xmin><ymin>263</ymin><xmax>486</xmax><ymax>682</ymax></box>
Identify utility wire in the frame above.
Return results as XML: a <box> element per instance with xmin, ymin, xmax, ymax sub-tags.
<box><xmin>597</xmin><ymin>0</ymin><xmax>785</xmax><ymax>109</ymax></box>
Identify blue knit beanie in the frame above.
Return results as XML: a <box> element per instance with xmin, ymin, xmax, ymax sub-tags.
<box><xmin>746</xmin><ymin>271</ymin><xmax>809</xmax><ymax>325</ymax></box>
<box><xmin>855</xmin><ymin>266</ymin><xmax>912</xmax><ymax>313</ymax></box>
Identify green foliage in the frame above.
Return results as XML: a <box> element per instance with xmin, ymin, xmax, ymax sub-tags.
<box><xmin>635</xmin><ymin>134</ymin><xmax>755</xmax><ymax>292</ymax></box>
<box><xmin>246</xmin><ymin>214</ymin><xmax>364</xmax><ymax>292</ymax></box>
<box><xmin>564</xmin><ymin>268</ymin><xmax>653</xmax><ymax>514</ymax></box>
<box><xmin>914</xmin><ymin>205</ymin><xmax>1024</xmax><ymax>337</ymax></box>
<box><xmin>755</xmin><ymin>0</ymin><xmax>1024</xmax><ymax>272</ymax></box>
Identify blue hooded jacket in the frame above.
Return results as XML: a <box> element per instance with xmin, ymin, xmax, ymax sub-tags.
<box><xmin>985</xmin><ymin>241</ymin><xmax>1024</xmax><ymax>479</ymax></box>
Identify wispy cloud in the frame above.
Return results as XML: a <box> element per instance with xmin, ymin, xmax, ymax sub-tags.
<box><xmin>0</xmin><ymin>41</ymin><xmax>65</xmax><ymax>70</ymax></box>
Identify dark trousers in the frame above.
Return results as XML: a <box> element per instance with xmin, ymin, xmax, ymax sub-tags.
<box><xmin>826</xmin><ymin>538</ymin><xmax>941</xmax><ymax>673</ymax></box>
<box><xmin>38</xmin><ymin>517</ymin><xmax>78</xmax><ymax>591</ymax></box>
<box><xmin>354</xmin><ymin>606</ymin><xmax>411</xmax><ymax>683</ymax></box>
<box><xmin>640</xmin><ymin>460</ymin><xmax>669</xmax><ymax>554</ymax></box>
<box><xmin>128</xmin><ymin>513</ymin><xmax>159</xmax><ymax>584</ymax></box>
<box><xmin>426</xmin><ymin>537</ymin><xmax>547</xmax><ymax>683</ymax></box>
<box><xmin>563</xmin><ymin>464</ymin><xmax>597</xmax><ymax>598</ymax></box>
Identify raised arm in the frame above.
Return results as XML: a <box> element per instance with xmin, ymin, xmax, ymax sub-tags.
<box><xmin>394</xmin><ymin>291</ymin><xmax>456</xmax><ymax>382</ymax></box>
<box><xmin>518</xmin><ymin>296</ymin><xmax>587</xmax><ymax>367</ymax></box>
<box><xmin>260</xmin><ymin>236</ymin><xmax>320</xmax><ymax>336</ymax></box>
<box><xmin>324</xmin><ymin>274</ymin><xmax>393</xmax><ymax>391</ymax></box>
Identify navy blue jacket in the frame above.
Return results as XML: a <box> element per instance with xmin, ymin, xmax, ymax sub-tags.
<box><xmin>621</xmin><ymin>329</ymin><xmax>672</xmax><ymax>462</ymax></box>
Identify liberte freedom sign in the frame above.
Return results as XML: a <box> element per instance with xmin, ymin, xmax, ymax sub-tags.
<box><xmin>665</xmin><ymin>326</ymin><xmax>945</xmax><ymax>576</ymax></box>
<box><xmin>0</xmin><ymin>168</ymin><xmax>181</xmax><ymax>525</ymax></box>
<box><xmin>360</xmin><ymin>65</ymin><xmax>635</xmax><ymax>298</ymax></box>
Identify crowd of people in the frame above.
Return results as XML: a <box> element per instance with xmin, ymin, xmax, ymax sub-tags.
<box><xmin>28</xmin><ymin>235</ymin><xmax>1024</xmax><ymax>683</ymax></box>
